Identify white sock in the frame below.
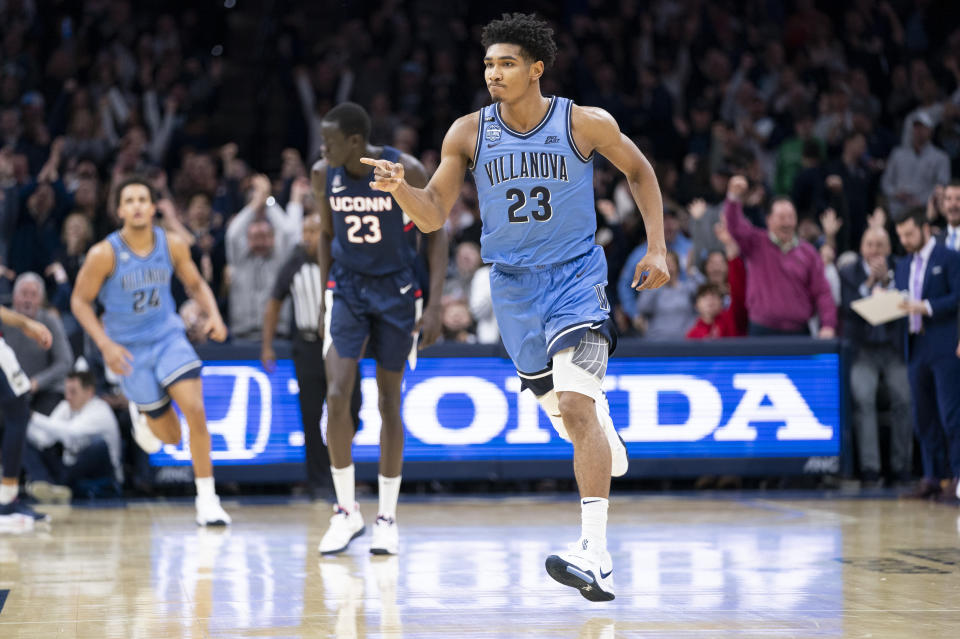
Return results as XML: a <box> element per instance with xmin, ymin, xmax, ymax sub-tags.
<box><xmin>536</xmin><ymin>389</ymin><xmax>569</xmax><ymax>441</ymax></box>
<box><xmin>956</xmin><ymin>478</ymin><xmax>960</xmax><ymax>500</ymax></box>
<box><xmin>195</xmin><ymin>476</ymin><xmax>215</xmax><ymax>499</ymax></box>
<box><xmin>331</xmin><ymin>464</ymin><xmax>355</xmax><ymax>512</ymax></box>
<box><xmin>0</xmin><ymin>483</ymin><xmax>17</xmax><ymax>505</ymax></box>
<box><xmin>581</xmin><ymin>497</ymin><xmax>608</xmax><ymax>544</ymax></box>
<box><xmin>378</xmin><ymin>474</ymin><xmax>401</xmax><ymax>520</ymax></box>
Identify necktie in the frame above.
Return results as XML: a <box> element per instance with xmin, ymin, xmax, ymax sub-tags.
<box><xmin>911</xmin><ymin>253</ymin><xmax>923</xmax><ymax>333</ymax></box>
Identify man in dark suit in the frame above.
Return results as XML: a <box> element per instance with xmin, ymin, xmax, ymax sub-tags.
<box><xmin>894</xmin><ymin>208</ymin><xmax>960</xmax><ymax>502</ymax></box>
<box><xmin>840</xmin><ymin>227</ymin><xmax>912</xmax><ymax>487</ymax></box>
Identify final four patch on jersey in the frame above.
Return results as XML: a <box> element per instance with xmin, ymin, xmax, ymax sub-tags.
<box><xmin>485</xmin><ymin>124</ymin><xmax>502</xmax><ymax>143</ymax></box>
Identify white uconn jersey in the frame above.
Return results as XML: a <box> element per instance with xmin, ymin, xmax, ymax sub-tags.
<box><xmin>471</xmin><ymin>96</ymin><xmax>597</xmax><ymax>267</ymax></box>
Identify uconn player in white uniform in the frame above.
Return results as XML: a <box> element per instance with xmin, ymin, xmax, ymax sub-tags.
<box><xmin>71</xmin><ymin>177</ymin><xmax>231</xmax><ymax>526</ymax></box>
<box><xmin>363</xmin><ymin>13</ymin><xmax>668</xmax><ymax>601</ymax></box>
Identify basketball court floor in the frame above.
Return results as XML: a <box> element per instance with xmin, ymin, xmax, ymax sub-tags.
<box><xmin>1</xmin><ymin>494</ymin><xmax>958</xmax><ymax>638</ymax></box>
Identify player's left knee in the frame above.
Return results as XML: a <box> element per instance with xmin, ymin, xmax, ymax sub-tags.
<box><xmin>179</xmin><ymin>402</ymin><xmax>207</xmax><ymax>426</ymax></box>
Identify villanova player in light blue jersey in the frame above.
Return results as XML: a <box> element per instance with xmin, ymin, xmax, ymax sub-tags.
<box><xmin>362</xmin><ymin>13</ymin><xmax>669</xmax><ymax>601</ymax></box>
<box><xmin>71</xmin><ymin>177</ymin><xmax>231</xmax><ymax>526</ymax></box>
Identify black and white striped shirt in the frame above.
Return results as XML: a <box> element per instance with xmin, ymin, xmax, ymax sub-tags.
<box><xmin>271</xmin><ymin>245</ymin><xmax>324</xmax><ymax>334</ymax></box>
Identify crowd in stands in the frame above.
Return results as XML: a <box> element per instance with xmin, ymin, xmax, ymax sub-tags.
<box><xmin>2</xmin><ymin>0</ymin><xmax>960</xmax><ymax>492</ymax></box>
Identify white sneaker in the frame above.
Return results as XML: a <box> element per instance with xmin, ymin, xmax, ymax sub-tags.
<box><xmin>319</xmin><ymin>503</ymin><xmax>365</xmax><ymax>555</ymax></box>
<box><xmin>25</xmin><ymin>480</ymin><xmax>72</xmax><ymax>504</ymax></box>
<box><xmin>597</xmin><ymin>395</ymin><xmax>628</xmax><ymax>477</ymax></box>
<box><xmin>195</xmin><ymin>494</ymin><xmax>231</xmax><ymax>526</ymax></box>
<box><xmin>545</xmin><ymin>537</ymin><xmax>615</xmax><ymax>602</ymax></box>
<box><xmin>129</xmin><ymin>402</ymin><xmax>162</xmax><ymax>454</ymax></box>
<box><xmin>370</xmin><ymin>515</ymin><xmax>399</xmax><ymax>555</ymax></box>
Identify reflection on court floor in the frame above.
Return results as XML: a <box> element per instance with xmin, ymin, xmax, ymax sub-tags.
<box><xmin>0</xmin><ymin>496</ymin><xmax>958</xmax><ymax>637</ymax></box>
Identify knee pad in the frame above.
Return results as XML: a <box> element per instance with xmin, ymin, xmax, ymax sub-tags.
<box><xmin>536</xmin><ymin>389</ymin><xmax>570</xmax><ymax>441</ymax></box>
<box><xmin>552</xmin><ymin>329</ymin><xmax>608</xmax><ymax>404</ymax></box>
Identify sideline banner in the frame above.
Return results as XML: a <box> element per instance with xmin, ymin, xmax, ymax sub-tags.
<box><xmin>149</xmin><ymin>351</ymin><xmax>840</xmax><ymax>468</ymax></box>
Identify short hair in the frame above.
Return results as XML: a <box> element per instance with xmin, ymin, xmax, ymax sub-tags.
<box><xmin>695</xmin><ymin>283</ymin><xmax>723</xmax><ymax>300</ymax></box>
<box><xmin>895</xmin><ymin>206</ymin><xmax>927</xmax><ymax>230</ymax></box>
<box><xmin>767</xmin><ymin>196</ymin><xmax>795</xmax><ymax>215</ymax></box>
<box><xmin>66</xmin><ymin>369</ymin><xmax>95</xmax><ymax>389</ymax></box>
<box><xmin>13</xmin><ymin>272</ymin><xmax>44</xmax><ymax>297</ymax></box>
<box><xmin>945</xmin><ymin>179</ymin><xmax>960</xmax><ymax>190</ymax></box>
<box><xmin>114</xmin><ymin>175</ymin><xmax>155</xmax><ymax>209</ymax></box>
<box><xmin>481</xmin><ymin>13</ymin><xmax>558</xmax><ymax>69</ymax></box>
<box><xmin>322</xmin><ymin>102</ymin><xmax>371</xmax><ymax>141</ymax></box>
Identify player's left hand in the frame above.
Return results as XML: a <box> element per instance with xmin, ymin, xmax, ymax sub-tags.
<box><xmin>22</xmin><ymin>318</ymin><xmax>52</xmax><ymax>349</ymax></box>
<box><xmin>418</xmin><ymin>304</ymin><xmax>443</xmax><ymax>350</ymax></box>
<box><xmin>632</xmin><ymin>252</ymin><xmax>670</xmax><ymax>290</ymax></box>
<box><xmin>203</xmin><ymin>315</ymin><xmax>228</xmax><ymax>342</ymax></box>
<box><xmin>360</xmin><ymin>157</ymin><xmax>405</xmax><ymax>192</ymax></box>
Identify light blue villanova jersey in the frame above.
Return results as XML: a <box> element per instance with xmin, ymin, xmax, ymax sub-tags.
<box><xmin>472</xmin><ymin>96</ymin><xmax>596</xmax><ymax>267</ymax></box>
<box><xmin>99</xmin><ymin>226</ymin><xmax>185</xmax><ymax>345</ymax></box>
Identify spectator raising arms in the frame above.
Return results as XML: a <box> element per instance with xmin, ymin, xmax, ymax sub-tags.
<box><xmin>724</xmin><ymin>176</ymin><xmax>837</xmax><ymax>338</ymax></box>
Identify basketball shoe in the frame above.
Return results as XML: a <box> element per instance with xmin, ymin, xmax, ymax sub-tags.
<box><xmin>370</xmin><ymin>515</ymin><xmax>399</xmax><ymax>555</ymax></box>
<box><xmin>0</xmin><ymin>499</ymin><xmax>51</xmax><ymax>524</ymax></box>
<box><xmin>129</xmin><ymin>402</ymin><xmax>162</xmax><ymax>454</ymax></box>
<box><xmin>545</xmin><ymin>537</ymin><xmax>615</xmax><ymax>602</ymax></box>
<box><xmin>195</xmin><ymin>494</ymin><xmax>231</xmax><ymax>526</ymax></box>
<box><xmin>319</xmin><ymin>503</ymin><xmax>365</xmax><ymax>554</ymax></box>
<box><xmin>597</xmin><ymin>394</ymin><xmax>628</xmax><ymax>477</ymax></box>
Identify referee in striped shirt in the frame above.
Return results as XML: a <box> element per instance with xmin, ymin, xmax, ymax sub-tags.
<box><xmin>261</xmin><ymin>212</ymin><xmax>360</xmax><ymax>499</ymax></box>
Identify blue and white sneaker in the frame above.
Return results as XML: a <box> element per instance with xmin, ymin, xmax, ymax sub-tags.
<box><xmin>370</xmin><ymin>515</ymin><xmax>399</xmax><ymax>555</ymax></box>
<box><xmin>319</xmin><ymin>503</ymin><xmax>365</xmax><ymax>555</ymax></box>
<box><xmin>0</xmin><ymin>499</ymin><xmax>51</xmax><ymax>524</ymax></box>
<box><xmin>545</xmin><ymin>538</ymin><xmax>615</xmax><ymax>602</ymax></box>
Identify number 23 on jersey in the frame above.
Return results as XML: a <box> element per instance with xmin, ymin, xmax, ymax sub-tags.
<box><xmin>344</xmin><ymin>215</ymin><xmax>382</xmax><ymax>243</ymax></box>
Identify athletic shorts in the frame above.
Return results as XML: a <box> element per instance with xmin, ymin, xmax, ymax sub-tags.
<box><xmin>490</xmin><ymin>245</ymin><xmax>616</xmax><ymax>382</ymax></box>
<box><xmin>120</xmin><ymin>331</ymin><xmax>202</xmax><ymax>413</ymax></box>
<box><xmin>324</xmin><ymin>262</ymin><xmax>421</xmax><ymax>372</ymax></box>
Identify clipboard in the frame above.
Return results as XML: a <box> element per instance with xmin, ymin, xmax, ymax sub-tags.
<box><xmin>851</xmin><ymin>289</ymin><xmax>908</xmax><ymax>326</ymax></box>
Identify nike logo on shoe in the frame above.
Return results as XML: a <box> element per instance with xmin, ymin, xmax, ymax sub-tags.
<box><xmin>599</xmin><ymin>568</ymin><xmax>612</xmax><ymax>579</ymax></box>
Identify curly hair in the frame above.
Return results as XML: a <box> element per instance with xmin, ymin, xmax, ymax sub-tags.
<box><xmin>481</xmin><ymin>13</ymin><xmax>557</xmax><ymax>69</ymax></box>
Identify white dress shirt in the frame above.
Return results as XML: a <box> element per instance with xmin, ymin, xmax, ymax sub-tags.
<box><xmin>946</xmin><ymin>225</ymin><xmax>960</xmax><ymax>252</ymax></box>
<box><xmin>907</xmin><ymin>236</ymin><xmax>937</xmax><ymax>332</ymax></box>
<box><xmin>28</xmin><ymin>396</ymin><xmax>123</xmax><ymax>483</ymax></box>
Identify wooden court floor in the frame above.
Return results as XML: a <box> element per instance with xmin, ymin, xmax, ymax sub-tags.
<box><xmin>1</xmin><ymin>494</ymin><xmax>958</xmax><ymax>638</ymax></box>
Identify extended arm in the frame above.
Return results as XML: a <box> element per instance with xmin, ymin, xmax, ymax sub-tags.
<box><xmin>399</xmin><ymin>153</ymin><xmax>448</xmax><ymax>348</ymax></box>
<box><xmin>170</xmin><ymin>234</ymin><xmax>227</xmax><ymax>342</ymax></box>
<box><xmin>573</xmin><ymin>105</ymin><xmax>669</xmax><ymax>290</ymax></box>
<box><xmin>0</xmin><ymin>307</ymin><xmax>52</xmax><ymax>349</ymax></box>
<box><xmin>362</xmin><ymin>114</ymin><xmax>478</xmax><ymax>232</ymax></box>
<box><xmin>311</xmin><ymin>161</ymin><xmax>334</xmax><ymax>296</ymax></box>
<box><xmin>724</xmin><ymin>176</ymin><xmax>763</xmax><ymax>254</ymax></box>
<box><xmin>70</xmin><ymin>241</ymin><xmax>134</xmax><ymax>375</ymax></box>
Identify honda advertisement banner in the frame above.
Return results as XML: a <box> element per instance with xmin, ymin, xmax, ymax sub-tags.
<box><xmin>150</xmin><ymin>353</ymin><xmax>840</xmax><ymax>470</ymax></box>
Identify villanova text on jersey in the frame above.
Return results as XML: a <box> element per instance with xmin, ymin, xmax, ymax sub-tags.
<box><xmin>472</xmin><ymin>96</ymin><xmax>597</xmax><ymax>268</ymax></box>
<box><xmin>99</xmin><ymin>226</ymin><xmax>185</xmax><ymax>345</ymax></box>
<box><xmin>327</xmin><ymin>145</ymin><xmax>417</xmax><ymax>276</ymax></box>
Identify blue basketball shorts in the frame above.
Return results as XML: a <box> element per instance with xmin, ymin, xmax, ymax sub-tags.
<box><xmin>120</xmin><ymin>330</ymin><xmax>202</xmax><ymax>415</ymax></box>
<box><xmin>324</xmin><ymin>262</ymin><xmax>421</xmax><ymax>372</ymax></box>
<box><xmin>490</xmin><ymin>245</ymin><xmax>616</xmax><ymax>393</ymax></box>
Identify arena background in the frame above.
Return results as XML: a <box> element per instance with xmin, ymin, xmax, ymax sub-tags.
<box><xmin>2</xmin><ymin>0</ymin><xmax>960</xmax><ymax>494</ymax></box>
